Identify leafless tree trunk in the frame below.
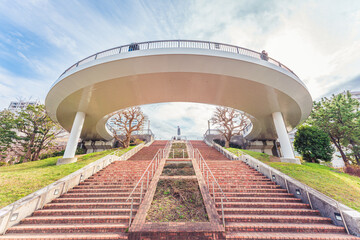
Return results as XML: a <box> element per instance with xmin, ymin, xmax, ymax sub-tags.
<box><xmin>108</xmin><ymin>107</ymin><xmax>145</xmax><ymax>148</ymax></box>
<box><xmin>211</xmin><ymin>107</ymin><xmax>250</xmax><ymax>148</ymax></box>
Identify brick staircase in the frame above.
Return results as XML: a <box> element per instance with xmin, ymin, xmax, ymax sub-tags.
<box><xmin>128</xmin><ymin>140</ymin><xmax>167</xmax><ymax>161</ymax></box>
<box><xmin>0</xmin><ymin>141</ymin><xmax>166</xmax><ymax>240</ymax></box>
<box><xmin>190</xmin><ymin>141</ymin><xmax>359</xmax><ymax>240</ymax></box>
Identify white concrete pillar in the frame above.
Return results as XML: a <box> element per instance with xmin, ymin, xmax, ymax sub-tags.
<box><xmin>57</xmin><ymin>111</ymin><xmax>85</xmax><ymax>165</ymax></box>
<box><xmin>272</xmin><ymin>112</ymin><xmax>295</xmax><ymax>159</ymax></box>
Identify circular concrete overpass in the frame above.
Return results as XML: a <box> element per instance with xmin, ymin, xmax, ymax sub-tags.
<box><xmin>45</xmin><ymin>40</ymin><xmax>312</xmax><ymax>164</ymax></box>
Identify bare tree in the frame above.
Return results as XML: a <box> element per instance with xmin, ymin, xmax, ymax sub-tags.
<box><xmin>108</xmin><ymin>107</ymin><xmax>145</xmax><ymax>148</ymax></box>
<box><xmin>13</xmin><ymin>104</ymin><xmax>63</xmax><ymax>162</ymax></box>
<box><xmin>211</xmin><ymin>107</ymin><xmax>250</xmax><ymax>148</ymax></box>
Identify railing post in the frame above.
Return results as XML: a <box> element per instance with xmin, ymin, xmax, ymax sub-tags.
<box><xmin>129</xmin><ymin>197</ymin><xmax>134</xmax><ymax>226</ymax></box>
<box><xmin>152</xmin><ymin>162</ymin><xmax>154</xmax><ymax>177</ymax></box>
<box><xmin>140</xmin><ymin>180</ymin><xmax>143</xmax><ymax>202</ymax></box>
<box><xmin>335</xmin><ymin>201</ymin><xmax>350</xmax><ymax>234</ymax></box>
<box><xmin>305</xmin><ymin>186</ymin><xmax>313</xmax><ymax>209</ymax></box>
<box><xmin>212</xmin><ymin>181</ymin><xmax>215</xmax><ymax>202</ymax></box>
<box><xmin>285</xmin><ymin>177</ymin><xmax>290</xmax><ymax>193</ymax></box>
<box><xmin>147</xmin><ymin>171</ymin><xmax>150</xmax><ymax>189</ymax></box>
<box><xmin>221</xmin><ymin>197</ymin><xmax>225</xmax><ymax>227</ymax></box>
<box><xmin>207</xmin><ymin>170</ymin><xmax>209</xmax><ymax>189</ymax></box>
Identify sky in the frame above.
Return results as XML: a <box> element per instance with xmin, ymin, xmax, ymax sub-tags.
<box><xmin>0</xmin><ymin>0</ymin><xmax>360</xmax><ymax>139</ymax></box>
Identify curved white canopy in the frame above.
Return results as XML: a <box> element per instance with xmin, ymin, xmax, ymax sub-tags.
<box><xmin>45</xmin><ymin>40</ymin><xmax>312</xmax><ymax>141</ymax></box>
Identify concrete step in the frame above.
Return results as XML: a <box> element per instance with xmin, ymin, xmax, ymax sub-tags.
<box><xmin>21</xmin><ymin>215</ymin><xmax>131</xmax><ymax>224</ymax></box>
<box><xmin>214</xmin><ymin>197</ymin><xmax>302</xmax><ymax>203</ymax></box>
<box><xmin>53</xmin><ymin>197</ymin><xmax>141</xmax><ymax>203</ymax></box>
<box><xmin>225</xmin><ymin>222</ymin><xmax>346</xmax><ymax>233</ymax></box>
<box><xmin>217</xmin><ymin>202</ymin><xmax>310</xmax><ymax>209</ymax></box>
<box><xmin>219</xmin><ymin>208</ymin><xmax>320</xmax><ymax>216</ymax></box>
<box><xmin>74</xmin><ymin>184</ymin><xmax>136</xmax><ymax>189</ymax></box>
<box><xmin>225</xmin><ymin>232</ymin><xmax>359</xmax><ymax>239</ymax></box>
<box><xmin>33</xmin><ymin>208</ymin><xmax>137</xmax><ymax>216</ymax></box>
<box><xmin>0</xmin><ymin>233</ymin><xmax>128</xmax><ymax>240</ymax></box>
<box><xmin>67</xmin><ymin>188</ymin><xmax>134</xmax><ymax>193</ymax></box>
<box><xmin>224</xmin><ymin>214</ymin><xmax>332</xmax><ymax>224</ymax></box>
<box><xmin>43</xmin><ymin>202</ymin><xmax>139</xmax><ymax>209</ymax></box>
<box><xmin>221</xmin><ymin>189</ymin><xmax>287</xmax><ymax>193</ymax></box>
<box><xmin>6</xmin><ymin>223</ymin><xmax>128</xmax><ymax>234</ymax></box>
<box><xmin>213</xmin><ymin>192</ymin><xmax>294</xmax><ymax>198</ymax></box>
<box><xmin>61</xmin><ymin>193</ymin><xmax>142</xmax><ymax>198</ymax></box>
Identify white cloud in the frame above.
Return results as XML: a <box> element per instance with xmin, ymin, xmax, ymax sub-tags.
<box><xmin>142</xmin><ymin>102</ymin><xmax>217</xmax><ymax>139</ymax></box>
<box><xmin>0</xmin><ymin>67</ymin><xmax>45</xmax><ymax>110</ymax></box>
<box><xmin>1</xmin><ymin>0</ymin><xmax>360</xmax><ymax>139</ymax></box>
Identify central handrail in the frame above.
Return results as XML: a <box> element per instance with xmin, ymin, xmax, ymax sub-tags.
<box><xmin>162</xmin><ymin>140</ymin><xmax>172</xmax><ymax>159</ymax></box>
<box><xmin>193</xmin><ymin>148</ymin><xmax>228</xmax><ymax>202</ymax></box>
<box><xmin>126</xmin><ymin>148</ymin><xmax>163</xmax><ymax>203</ymax></box>
<box><xmin>57</xmin><ymin>39</ymin><xmax>298</xmax><ymax>81</ymax></box>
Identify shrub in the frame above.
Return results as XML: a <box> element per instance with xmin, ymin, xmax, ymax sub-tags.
<box><xmin>294</xmin><ymin>125</ymin><xmax>334</xmax><ymax>162</ymax></box>
<box><xmin>344</xmin><ymin>165</ymin><xmax>360</xmax><ymax>178</ymax></box>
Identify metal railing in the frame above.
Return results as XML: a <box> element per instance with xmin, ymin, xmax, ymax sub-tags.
<box><xmin>58</xmin><ymin>40</ymin><xmax>298</xmax><ymax>79</ymax></box>
<box><xmin>191</xmin><ymin>147</ymin><xmax>228</xmax><ymax>226</ymax></box>
<box><xmin>162</xmin><ymin>140</ymin><xmax>172</xmax><ymax>159</ymax></box>
<box><xmin>125</xmin><ymin>148</ymin><xmax>164</xmax><ymax>227</ymax></box>
<box><xmin>187</xmin><ymin>140</ymin><xmax>194</xmax><ymax>158</ymax></box>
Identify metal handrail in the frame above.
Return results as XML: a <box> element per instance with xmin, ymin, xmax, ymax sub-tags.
<box><xmin>186</xmin><ymin>140</ymin><xmax>194</xmax><ymax>159</ymax></box>
<box><xmin>57</xmin><ymin>40</ymin><xmax>298</xmax><ymax>80</ymax></box>
<box><xmin>193</xmin><ymin>148</ymin><xmax>228</xmax><ymax>202</ymax></box>
<box><xmin>162</xmin><ymin>140</ymin><xmax>172</xmax><ymax>159</ymax></box>
<box><xmin>126</xmin><ymin>148</ymin><xmax>163</xmax><ymax>202</ymax></box>
<box><xmin>125</xmin><ymin>147</ymin><xmax>164</xmax><ymax>226</ymax></box>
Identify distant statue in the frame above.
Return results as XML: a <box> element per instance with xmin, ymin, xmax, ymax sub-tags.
<box><xmin>177</xmin><ymin>126</ymin><xmax>181</xmax><ymax>136</ymax></box>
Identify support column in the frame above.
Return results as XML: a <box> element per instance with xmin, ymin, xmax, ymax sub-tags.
<box><xmin>57</xmin><ymin>112</ymin><xmax>86</xmax><ymax>165</ymax></box>
<box><xmin>272</xmin><ymin>112</ymin><xmax>300</xmax><ymax>164</ymax></box>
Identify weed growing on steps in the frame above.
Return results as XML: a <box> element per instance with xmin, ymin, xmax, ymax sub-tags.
<box><xmin>146</xmin><ymin>179</ymin><xmax>209</xmax><ymax>222</ymax></box>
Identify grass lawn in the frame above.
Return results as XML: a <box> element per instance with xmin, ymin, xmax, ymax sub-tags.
<box><xmin>227</xmin><ymin>148</ymin><xmax>360</xmax><ymax>212</ymax></box>
<box><xmin>0</xmin><ymin>146</ymin><xmax>134</xmax><ymax>208</ymax></box>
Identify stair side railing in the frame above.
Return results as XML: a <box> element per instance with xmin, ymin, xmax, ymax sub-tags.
<box><xmin>192</xmin><ymin>148</ymin><xmax>228</xmax><ymax>226</ymax></box>
<box><xmin>162</xmin><ymin>140</ymin><xmax>172</xmax><ymax>159</ymax></box>
<box><xmin>126</xmin><ymin>148</ymin><xmax>163</xmax><ymax>227</ymax></box>
<box><xmin>186</xmin><ymin>140</ymin><xmax>194</xmax><ymax>159</ymax></box>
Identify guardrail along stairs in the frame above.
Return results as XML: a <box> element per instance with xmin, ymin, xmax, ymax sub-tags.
<box><xmin>0</xmin><ymin>141</ymin><xmax>167</xmax><ymax>240</ymax></box>
<box><xmin>190</xmin><ymin>140</ymin><xmax>359</xmax><ymax>240</ymax></box>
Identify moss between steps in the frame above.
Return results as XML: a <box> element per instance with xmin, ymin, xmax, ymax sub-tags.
<box><xmin>0</xmin><ymin>146</ymin><xmax>134</xmax><ymax>208</ymax></box>
<box><xmin>227</xmin><ymin>148</ymin><xmax>360</xmax><ymax>212</ymax></box>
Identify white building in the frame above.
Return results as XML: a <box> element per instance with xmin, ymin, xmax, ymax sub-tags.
<box><xmin>8</xmin><ymin>100</ymin><xmax>40</xmax><ymax>113</ymax></box>
<box><xmin>350</xmin><ymin>90</ymin><xmax>360</xmax><ymax>101</ymax></box>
